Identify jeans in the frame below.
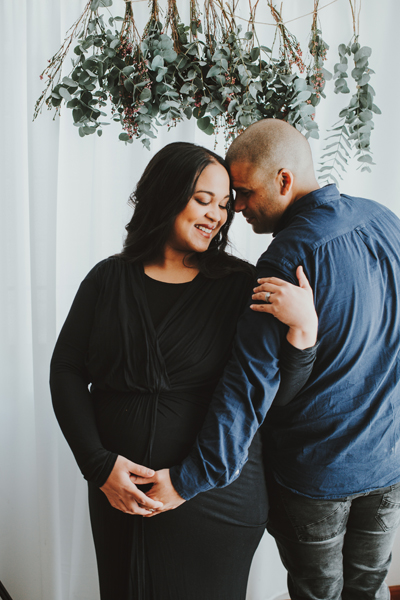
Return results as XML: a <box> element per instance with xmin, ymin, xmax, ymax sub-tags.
<box><xmin>266</xmin><ymin>476</ymin><xmax>400</xmax><ymax>600</ymax></box>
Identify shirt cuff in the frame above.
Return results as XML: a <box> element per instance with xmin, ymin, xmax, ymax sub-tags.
<box><xmin>170</xmin><ymin>454</ymin><xmax>214</xmax><ymax>501</ymax></box>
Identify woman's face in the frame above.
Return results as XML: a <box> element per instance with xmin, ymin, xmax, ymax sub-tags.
<box><xmin>166</xmin><ymin>162</ymin><xmax>231</xmax><ymax>256</ymax></box>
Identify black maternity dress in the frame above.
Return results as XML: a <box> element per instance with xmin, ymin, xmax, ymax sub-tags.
<box><xmin>50</xmin><ymin>257</ymin><xmax>316</xmax><ymax>600</ymax></box>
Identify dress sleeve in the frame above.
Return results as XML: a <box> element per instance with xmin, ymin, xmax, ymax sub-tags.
<box><xmin>50</xmin><ymin>272</ymin><xmax>118</xmax><ymax>487</ymax></box>
<box><xmin>169</xmin><ymin>263</ymin><xmax>318</xmax><ymax>500</ymax></box>
<box><xmin>273</xmin><ymin>337</ymin><xmax>318</xmax><ymax>407</ymax></box>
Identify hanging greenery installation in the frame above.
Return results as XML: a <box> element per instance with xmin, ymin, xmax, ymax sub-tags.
<box><xmin>33</xmin><ymin>0</ymin><xmax>380</xmax><ymax>180</ymax></box>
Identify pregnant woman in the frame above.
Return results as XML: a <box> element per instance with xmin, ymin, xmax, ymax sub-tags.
<box><xmin>50</xmin><ymin>142</ymin><xmax>318</xmax><ymax>600</ymax></box>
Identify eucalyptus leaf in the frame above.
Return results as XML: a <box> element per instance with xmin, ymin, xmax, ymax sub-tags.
<box><xmin>354</xmin><ymin>47</ymin><xmax>372</xmax><ymax>62</ymax></box>
<box><xmin>90</xmin><ymin>0</ymin><xmax>101</xmax><ymax>11</ymax></box>
<box><xmin>59</xmin><ymin>87</ymin><xmax>73</xmax><ymax>101</ymax></box>
<box><xmin>358</xmin><ymin>154</ymin><xmax>375</xmax><ymax>164</ymax></box>
<box><xmin>62</xmin><ymin>77</ymin><xmax>79</xmax><ymax>87</ymax></box>
<box><xmin>122</xmin><ymin>66</ymin><xmax>135</xmax><ymax>76</ymax></box>
<box><xmin>151</xmin><ymin>55</ymin><xmax>164</xmax><ymax>70</ymax></box>
<box><xmin>197</xmin><ymin>116</ymin><xmax>211</xmax><ymax>131</ymax></box>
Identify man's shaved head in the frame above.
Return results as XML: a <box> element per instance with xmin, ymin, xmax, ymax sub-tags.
<box><xmin>226</xmin><ymin>118</ymin><xmax>315</xmax><ymax>184</ymax></box>
<box><xmin>226</xmin><ymin>119</ymin><xmax>320</xmax><ymax>234</ymax></box>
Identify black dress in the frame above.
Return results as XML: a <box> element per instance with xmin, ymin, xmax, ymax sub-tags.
<box><xmin>50</xmin><ymin>257</ymin><xmax>315</xmax><ymax>600</ymax></box>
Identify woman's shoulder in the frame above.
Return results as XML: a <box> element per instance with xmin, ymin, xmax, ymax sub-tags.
<box><xmin>205</xmin><ymin>267</ymin><xmax>255</xmax><ymax>293</ymax></box>
<box><xmin>83</xmin><ymin>255</ymin><xmax>129</xmax><ymax>285</ymax></box>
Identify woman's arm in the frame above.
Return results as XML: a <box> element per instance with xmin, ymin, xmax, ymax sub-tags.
<box><xmin>50</xmin><ymin>274</ymin><xmax>161</xmax><ymax>514</ymax></box>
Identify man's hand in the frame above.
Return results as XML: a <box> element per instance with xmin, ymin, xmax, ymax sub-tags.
<box><xmin>100</xmin><ymin>455</ymin><xmax>163</xmax><ymax>515</ymax></box>
<box><xmin>135</xmin><ymin>469</ymin><xmax>186</xmax><ymax>517</ymax></box>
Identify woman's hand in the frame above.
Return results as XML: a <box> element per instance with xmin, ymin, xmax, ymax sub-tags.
<box><xmin>100</xmin><ymin>455</ymin><xmax>164</xmax><ymax>515</ymax></box>
<box><xmin>135</xmin><ymin>469</ymin><xmax>186</xmax><ymax>517</ymax></box>
<box><xmin>250</xmin><ymin>265</ymin><xmax>318</xmax><ymax>349</ymax></box>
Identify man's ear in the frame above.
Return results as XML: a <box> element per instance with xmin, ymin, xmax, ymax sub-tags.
<box><xmin>278</xmin><ymin>169</ymin><xmax>294</xmax><ymax>196</ymax></box>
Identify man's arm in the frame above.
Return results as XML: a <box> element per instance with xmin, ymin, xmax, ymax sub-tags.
<box><xmin>138</xmin><ymin>262</ymin><xmax>316</xmax><ymax>508</ymax></box>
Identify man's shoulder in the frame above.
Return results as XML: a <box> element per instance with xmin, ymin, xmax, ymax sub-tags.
<box><xmin>259</xmin><ymin>192</ymin><xmax>399</xmax><ymax>274</ymax></box>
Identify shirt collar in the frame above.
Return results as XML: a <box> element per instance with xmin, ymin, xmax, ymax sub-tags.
<box><xmin>273</xmin><ymin>184</ymin><xmax>340</xmax><ymax>236</ymax></box>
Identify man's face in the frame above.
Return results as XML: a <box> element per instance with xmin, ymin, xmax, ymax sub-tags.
<box><xmin>229</xmin><ymin>161</ymin><xmax>289</xmax><ymax>234</ymax></box>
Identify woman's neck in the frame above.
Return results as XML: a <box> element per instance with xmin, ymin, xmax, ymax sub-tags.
<box><xmin>144</xmin><ymin>251</ymin><xmax>199</xmax><ymax>283</ymax></box>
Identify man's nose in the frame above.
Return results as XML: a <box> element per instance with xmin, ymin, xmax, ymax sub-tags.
<box><xmin>234</xmin><ymin>196</ymin><xmax>246</xmax><ymax>213</ymax></box>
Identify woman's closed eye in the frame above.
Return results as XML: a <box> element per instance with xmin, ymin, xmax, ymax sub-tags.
<box><xmin>195</xmin><ymin>198</ymin><xmax>229</xmax><ymax>210</ymax></box>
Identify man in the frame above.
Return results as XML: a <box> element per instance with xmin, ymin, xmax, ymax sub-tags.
<box><xmin>139</xmin><ymin>119</ymin><xmax>400</xmax><ymax>599</ymax></box>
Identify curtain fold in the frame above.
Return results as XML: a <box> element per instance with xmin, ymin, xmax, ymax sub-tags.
<box><xmin>1</xmin><ymin>1</ymin><xmax>399</xmax><ymax>599</ymax></box>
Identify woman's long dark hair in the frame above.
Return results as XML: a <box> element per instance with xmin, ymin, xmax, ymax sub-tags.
<box><xmin>119</xmin><ymin>142</ymin><xmax>255</xmax><ymax>278</ymax></box>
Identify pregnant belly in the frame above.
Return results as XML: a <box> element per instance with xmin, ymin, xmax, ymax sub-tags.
<box><xmin>92</xmin><ymin>388</ymin><xmax>209</xmax><ymax>470</ymax></box>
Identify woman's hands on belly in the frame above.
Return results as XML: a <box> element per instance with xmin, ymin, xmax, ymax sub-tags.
<box><xmin>136</xmin><ymin>469</ymin><xmax>186</xmax><ymax>516</ymax></box>
<box><xmin>100</xmin><ymin>455</ymin><xmax>164</xmax><ymax>515</ymax></box>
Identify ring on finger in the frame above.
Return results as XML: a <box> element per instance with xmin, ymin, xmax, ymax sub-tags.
<box><xmin>264</xmin><ymin>292</ymin><xmax>272</xmax><ymax>304</ymax></box>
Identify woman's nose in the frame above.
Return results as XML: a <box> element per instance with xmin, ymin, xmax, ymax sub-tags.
<box><xmin>206</xmin><ymin>205</ymin><xmax>220</xmax><ymax>221</ymax></box>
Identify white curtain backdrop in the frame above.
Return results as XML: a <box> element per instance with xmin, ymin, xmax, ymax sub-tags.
<box><xmin>1</xmin><ymin>1</ymin><xmax>400</xmax><ymax>599</ymax></box>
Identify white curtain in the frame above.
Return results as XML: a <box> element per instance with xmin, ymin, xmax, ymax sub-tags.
<box><xmin>1</xmin><ymin>1</ymin><xmax>400</xmax><ymax>599</ymax></box>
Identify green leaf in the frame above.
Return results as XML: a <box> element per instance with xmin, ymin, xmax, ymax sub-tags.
<box><xmin>90</xmin><ymin>0</ymin><xmax>101</xmax><ymax>11</ymax></box>
<box><xmin>308</xmin><ymin>129</ymin><xmax>319</xmax><ymax>139</ymax></box>
<box><xmin>250</xmin><ymin>47</ymin><xmax>260</xmax><ymax>62</ymax></box>
<box><xmin>338</xmin><ymin>43</ymin><xmax>349</xmax><ymax>57</ymax></box>
<box><xmin>73</xmin><ymin>108</ymin><xmax>83</xmax><ymax>122</ymax></box>
<box><xmin>122</xmin><ymin>66</ymin><xmax>135</xmax><ymax>76</ymax></box>
<box><xmin>244</xmin><ymin>31</ymin><xmax>254</xmax><ymax>40</ymax></box>
<box><xmin>239</xmin><ymin>114</ymin><xmax>252</xmax><ymax>126</ymax></box>
<box><xmin>97</xmin><ymin>129</ymin><xmax>103</xmax><ymax>136</ymax></box>
<box><xmin>359</xmin><ymin>110</ymin><xmax>373</xmax><ymax>122</ymax></box>
<box><xmin>124</xmin><ymin>79</ymin><xmax>134</xmax><ymax>92</ymax></box>
<box><xmin>358</xmin><ymin>154</ymin><xmax>375</xmax><ymax>164</ymax></box>
<box><xmin>151</xmin><ymin>55</ymin><xmax>164</xmax><ymax>70</ymax></box>
<box><xmin>371</xmin><ymin>103</ymin><xmax>381</xmax><ymax>115</ymax></box>
<box><xmin>162</xmin><ymin>49</ymin><xmax>178</xmax><ymax>63</ymax></box>
<box><xmin>180</xmin><ymin>82</ymin><xmax>193</xmax><ymax>94</ymax></box>
<box><xmin>197</xmin><ymin>116</ymin><xmax>211</xmax><ymax>131</ymax></box>
<box><xmin>110</xmin><ymin>39</ymin><xmax>120</xmax><ymax>49</ymax></box>
<box><xmin>354</xmin><ymin>46</ymin><xmax>372</xmax><ymax>62</ymax></box>
<box><xmin>355</xmin><ymin>56</ymin><xmax>369</xmax><ymax>69</ymax></box>
<box><xmin>119</xmin><ymin>132</ymin><xmax>131</xmax><ymax>141</ymax></box>
<box><xmin>59</xmin><ymin>87</ymin><xmax>73</xmax><ymax>101</ymax></box>
<box><xmin>62</xmin><ymin>77</ymin><xmax>79</xmax><ymax>87</ymax></box>
<box><xmin>207</xmin><ymin>65</ymin><xmax>222</xmax><ymax>78</ymax></box>
<box><xmin>294</xmin><ymin>78</ymin><xmax>308</xmax><ymax>92</ymax></box>
<box><xmin>140</xmin><ymin>88</ymin><xmax>152</xmax><ymax>102</ymax></box>
<box><xmin>358</xmin><ymin>74</ymin><xmax>371</xmax><ymax>87</ymax></box>
<box><xmin>142</xmin><ymin>138</ymin><xmax>151</xmax><ymax>150</ymax></box>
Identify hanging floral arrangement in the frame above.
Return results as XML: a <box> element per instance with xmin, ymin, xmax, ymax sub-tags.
<box><xmin>33</xmin><ymin>0</ymin><xmax>379</xmax><ymax>180</ymax></box>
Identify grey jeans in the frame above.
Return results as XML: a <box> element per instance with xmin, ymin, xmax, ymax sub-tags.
<box><xmin>266</xmin><ymin>477</ymin><xmax>400</xmax><ymax>600</ymax></box>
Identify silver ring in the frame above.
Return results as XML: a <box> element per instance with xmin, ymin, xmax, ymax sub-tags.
<box><xmin>264</xmin><ymin>292</ymin><xmax>271</xmax><ymax>304</ymax></box>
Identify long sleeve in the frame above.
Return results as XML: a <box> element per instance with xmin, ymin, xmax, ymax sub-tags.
<box><xmin>170</xmin><ymin>264</ymin><xmax>317</xmax><ymax>500</ymax></box>
<box><xmin>50</xmin><ymin>276</ymin><xmax>118</xmax><ymax>487</ymax></box>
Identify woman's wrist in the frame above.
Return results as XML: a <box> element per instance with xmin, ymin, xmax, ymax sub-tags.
<box><xmin>286</xmin><ymin>320</ymin><xmax>318</xmax><ymax>350</ymax></box>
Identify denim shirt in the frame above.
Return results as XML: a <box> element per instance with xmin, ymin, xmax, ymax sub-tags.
<box><xmin>170</xmin><ymin>185</ymin><xmax>400</xmax><ymax>500</ymax></box>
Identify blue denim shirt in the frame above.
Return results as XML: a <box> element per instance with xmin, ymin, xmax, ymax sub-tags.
<box><xmin>170</xmin><ymin>185</ymin><xmax>400</xmax><ymax>500</ymax></box>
